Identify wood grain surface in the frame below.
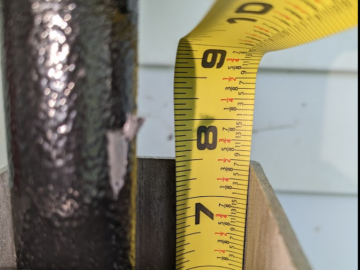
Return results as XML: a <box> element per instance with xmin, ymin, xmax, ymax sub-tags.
<box><xmin>244</xmin><ymin>161</ymin><xmax>313</xmax><ymax>270</ymax></box>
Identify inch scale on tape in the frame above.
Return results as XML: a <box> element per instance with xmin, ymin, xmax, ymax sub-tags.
<box><xmin>174</xmin><ymin>0</ymin><xmax>357</xmax><ymax>269</ymax></box>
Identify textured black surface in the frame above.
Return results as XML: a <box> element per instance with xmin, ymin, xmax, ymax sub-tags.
<box><xmin>1</xmin><ymin>159</ymin><xmax>177</xmax><ymax>270</ymax></box>
<box><xmin>1</xmin><ymin>0</ymin><xmax>138</xmax><ymax>269</ymax></box>
<box><xmin>136</xmin><ymin>158</ymin><xmax>176</xmax><ymax>270</ymax></box>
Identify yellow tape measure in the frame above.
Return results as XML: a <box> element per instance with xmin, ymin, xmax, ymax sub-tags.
<box><xmin>174</xmin><ymin>0</ymin><xmax>357</xmax><ymax>269</ymax></box>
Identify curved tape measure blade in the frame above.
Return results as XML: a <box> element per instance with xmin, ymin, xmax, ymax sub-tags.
<box><xmin>174</xmin><ymin>0</ymin><xmax>357</xmax><ymax>269</ymax></box>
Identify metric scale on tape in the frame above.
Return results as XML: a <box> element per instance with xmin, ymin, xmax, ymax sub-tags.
<box><xmin>173</xmin><ymin>0</ymin><xmax>358</xmax><ymax>269</ymax></box>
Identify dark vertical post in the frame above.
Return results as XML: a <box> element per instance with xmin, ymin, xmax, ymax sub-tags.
<box><xmin>1</xmin><ymin>0</ymin><xmax>139</xmax><ymax>269</ymax></box>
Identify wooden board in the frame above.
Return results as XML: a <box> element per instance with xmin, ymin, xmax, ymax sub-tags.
<box><xmin>0</xmin><ymin>159</ymin><xmax>312</xmax><ymax>269</ymax></box>
<box><xmin>244</xmin><ymin>161</ymin><xmax>313</xmax><ymax>270</ymax></box>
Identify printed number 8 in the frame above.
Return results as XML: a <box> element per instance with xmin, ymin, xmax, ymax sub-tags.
<box><xmin>197</xmin><ymin>126</ymin><xmax>218</xmax><ymax>150</ymax></box>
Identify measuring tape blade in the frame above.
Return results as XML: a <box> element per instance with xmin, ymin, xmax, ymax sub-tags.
<box><xmin>174</xmin><ymin>0</ymin><xmax>357</xmax><ymax>269</ymax></box>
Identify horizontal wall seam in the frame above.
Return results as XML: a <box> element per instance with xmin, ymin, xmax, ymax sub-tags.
<box><xmin>139</xmin><ymin>64</ymin><xmax>359</xmax><ymax>75</ymax></box>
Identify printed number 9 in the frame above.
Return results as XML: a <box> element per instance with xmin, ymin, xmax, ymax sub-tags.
<box><xmin>201</xmin><ymin>50</ymin><xmax>227</xmax><ymax>69</ymax></box>
<box><xmin>197</xmin><ymin>126</ymin><xmax>218</xmax><ymax>150</ymax></box>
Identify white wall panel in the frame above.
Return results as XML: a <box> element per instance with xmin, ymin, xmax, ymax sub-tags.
<box><xmin>137</xmin><ymin>67</ymin><xmax>175</xmax><ymax>158</ymax></box>
<box><xmin>251</xmin><ymin>70</ymin><xmax>358</xmax><ymax>194</ymax></box>
<box><xmin>139</xmin><ymin>0</ymin><xmax>358</xmax><ymax>71</ymax></box>
<box><xmin>260</xmin><ymin>30</ymin><xmax>358</xmax><ymax>72</ymax></box>
<box><xmin>277</xmin><ymin>193</ymin><xmax>358</xmax><ymax>270</ymax></box>
<box><xmin>139</xmin><ymin>0</ymin><xmax>214</xmax><ymax>67</ymax></box>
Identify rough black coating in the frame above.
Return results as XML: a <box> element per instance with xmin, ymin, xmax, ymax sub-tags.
<box><xmin>1</xmin><ymin>0</ymin><xmax>138</xmax><ymax>269</ymax></box>
<box><xmin>136</xmin><ymin>159</ymin><xmax>176</xmax><ymax>270</ymax></box>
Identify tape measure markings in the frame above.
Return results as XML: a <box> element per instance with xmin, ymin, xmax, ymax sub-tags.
<box><xmin>174</xmin><ymin>0</ymin><xmax>357</xmax><ymax>269</ymax></box>
<box><xmin>173</xmin><ymin>0</ymin><xmax>357</xmax><ymax>269</ymax></box>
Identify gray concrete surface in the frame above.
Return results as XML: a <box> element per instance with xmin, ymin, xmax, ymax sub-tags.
<box><xmin>0</xmin><ymin>168</ymin><xmax>16</xmax><ymax>268</ymax></box>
